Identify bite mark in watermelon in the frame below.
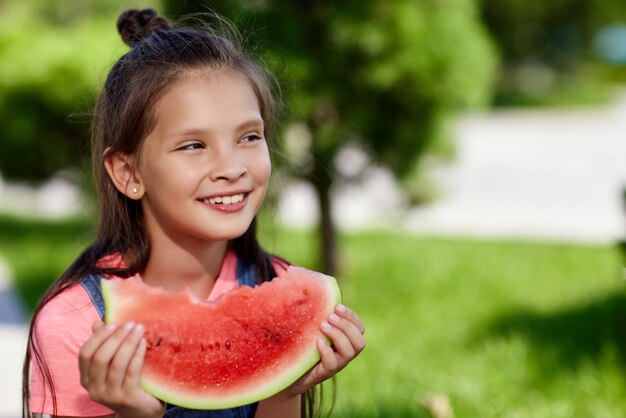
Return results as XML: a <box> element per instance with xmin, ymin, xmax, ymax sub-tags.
<box><xmin>101</xmin><ymin>266</ymin><xmax>341</xmax><ymax>409</ymax></box>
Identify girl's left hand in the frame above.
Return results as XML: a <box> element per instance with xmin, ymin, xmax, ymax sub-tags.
<box><xmin>281</xmin><ymin>303</ymin><xmax>366</xmax><ymax>397</ymax></box>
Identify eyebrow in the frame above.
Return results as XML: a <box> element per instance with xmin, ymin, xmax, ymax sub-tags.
<box><xmin>236</xmin><ymin>117</ymin><xmax>265</xmax><ymax>132</ymax></box>
<box><xmin>171</xmin><ymin>118</ymin><xmax>265</xmax><ymax>138</ymax></box>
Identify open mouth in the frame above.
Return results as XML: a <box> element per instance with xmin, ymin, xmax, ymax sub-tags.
<box><xmin>199</xmin><ymin>193</ymin><xmax>246</xmax><ymax>205</ymax></box>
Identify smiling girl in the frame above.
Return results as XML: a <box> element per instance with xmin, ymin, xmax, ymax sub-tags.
<box><xmin>23</xmin><ymin>8</ymin><xmax>365</xmax><ymax>418</ymax></box>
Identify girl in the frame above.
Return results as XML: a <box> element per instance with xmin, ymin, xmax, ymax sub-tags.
<box><xmin>23</xmin><ymin>8</ymin><xmax>365</xmax><ymax>418</ymax></box>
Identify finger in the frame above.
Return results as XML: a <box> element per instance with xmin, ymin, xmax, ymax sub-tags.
<box><xmin>79</xmin><ymin>323</ymin><xmax>118</xmax><ymax>387</ymax></box>
<box><xmin>87</xmin><ymin>322</ymin><xmax>137</xmax><ymax>387</ymax></box>
<box><xmin>316</xmin><ymin>337</ymin><xmax>338</xmax><ymax>373</ymax></box>
<box><xmin>107</xmin><ymin>323</ymin><xmax>145</xmax><ymax>390</ymax></box>
<box><xmin>92</xmin><ymin>320</ymin><xmax>105</xmax><ymax>333</ymax></box>
<box><xmin>328</xmin><ymin>313</ymin><xmax>366</xmax><ymax>354</ymax></box>
<box><xmin>321</xmin><ymin>319</ymin><xmax>355</xmax><ymax>360</ymax></box>
<box><xmin>81</xmin><ymin>323</ymin><xmax>118</xmax><ymax>361</ymax></box>
<box><xmin>124</xmin><ymin>336</ymin><xmax>147</xmax><ymax>390</ymax></box>
<box><xmin>335</xmin><ymin>304</ymin><xmax>366</xmax><ymax>335</ymax></box>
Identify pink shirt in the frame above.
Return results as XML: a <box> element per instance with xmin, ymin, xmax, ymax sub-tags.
<box><xmin>29</xmin><ymin>249</ymin><xmax>244</xmax><ymax>416</ymax></box>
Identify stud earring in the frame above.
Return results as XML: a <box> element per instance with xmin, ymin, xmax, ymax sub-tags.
<box><xmin>131</xmin><ymin>187</ymin><xmax>138</xmax><ymax>194</ymax></box>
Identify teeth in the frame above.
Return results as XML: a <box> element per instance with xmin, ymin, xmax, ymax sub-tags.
<box><xmin>206</xmin><ymin>193</ymin><xmax>245</xmax><ymax>205</ymax></box>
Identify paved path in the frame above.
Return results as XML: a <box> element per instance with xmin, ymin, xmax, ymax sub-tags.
<box><xmin>406</xmin><ymin>99</ymin><xmax>626</xmax><ymax>242</ymax></box>
<box><xmin>281</xmin><ymin>92</ymin><xmax>626</xmax><ymax>244</ymax></box>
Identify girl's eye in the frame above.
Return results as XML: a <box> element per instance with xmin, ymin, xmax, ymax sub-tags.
<box><xmin>241</xmin><ymin>133</ymin><xmax>263</xmax><ymax>143</ymax></box>
<box><xmin>178</xmin><ymin>142</ymin><xmax>204</xmax><ymax>151</ymax></box>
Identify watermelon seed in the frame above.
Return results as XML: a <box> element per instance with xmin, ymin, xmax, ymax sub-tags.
<box><xmin>225</xmin><ymin>340</ymin><xmax>231</xmax><ymax>350</ymax></box>
<box><xmin>155</xmin><ymin>338</ymin><xmax>162</xmax><ymax>347</ymax></box>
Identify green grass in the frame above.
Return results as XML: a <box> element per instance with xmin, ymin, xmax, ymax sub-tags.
<box><xmin>264</xmin><ymin>230</ymin><xmax>626</xmax><ymax>417</ymax></box>
<box><xmin>2</xmin><ymin>215</ymin><xmax>625</xmax><ymax>417</ymax></box>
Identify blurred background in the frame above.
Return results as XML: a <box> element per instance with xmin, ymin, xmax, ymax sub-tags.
<box><xmin>1</xmin><ymin>0</ymin><xmax>626</xmax><ymax>417</ymax></box>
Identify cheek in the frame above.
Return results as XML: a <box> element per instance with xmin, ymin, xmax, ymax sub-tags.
<box><xmin>259</xmin><ymin>158</ymin><xmax>272</xmax><ymax>186</ymax></box>
<box><xmin>142</xmin><ymin>154</ymin><xmax>193</xmax><ymax>181</ymax></box>
<box><xmin>251</xmin><ymin>149</ymin><xmax>272</xmax><ymax>187</ymax></box>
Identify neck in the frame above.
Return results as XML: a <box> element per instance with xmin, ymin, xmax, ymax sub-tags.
<box><xmin>141</xmin><ymin>237</ymin><xmax>229</xmax><ymax>300</ymax></box>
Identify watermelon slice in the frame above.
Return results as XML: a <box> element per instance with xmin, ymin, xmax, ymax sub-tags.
<box><xmin>101</xmin><ymin>266</ymin><xmax>341</xmax><ymax>409</ymax></box>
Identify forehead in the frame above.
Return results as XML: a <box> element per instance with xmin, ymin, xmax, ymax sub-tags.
<box><xmin>151</xmin><ymin>69</ymin><xmax>263</xmax><ymax>135</ymax></box>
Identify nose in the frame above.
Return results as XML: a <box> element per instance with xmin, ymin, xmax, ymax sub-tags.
<box><xmin>209</xmin><ymin>147</ymin><xmax>247</xmax><ymax>182</ymax></box>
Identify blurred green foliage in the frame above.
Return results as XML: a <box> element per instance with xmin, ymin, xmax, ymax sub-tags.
<box><xmin>0</xmin><ymin>0</ymin><xmax>154</xmax><ymax>182</ymax></box>
<box><xmin>478</xmin><ymin>0</ymin><xmax>626</xmax><ymax>106</ymax></box>
<box><xmin>0</xmin><ymin>213</ymin><xmax>91</xmax><ymax>308</ymax></box>
<box><xmin>2</xmin><ymin>0</ymin><xmax>624</xmax><ymax>183</ymax></box>
<box><xmin>480</xmin><ymin>0</ymin><xmax>626</xmax><ymax>66</ymax></box>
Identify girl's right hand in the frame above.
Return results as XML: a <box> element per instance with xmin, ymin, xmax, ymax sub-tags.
<box><xmin>78</xmin><ymin>321</ymin><xmax>165</xmax><ymax>418</ymax></box>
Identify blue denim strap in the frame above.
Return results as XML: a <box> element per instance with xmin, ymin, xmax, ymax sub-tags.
<box><xmin>235</xmin><ymin>258</ymin><xmax>257</xmax><ymax>288</ymax></box>
<box><xmin>164</xmin><ymin>404</ymin><xmax>256</xmax><ymax>418</ymax></box>
<box><xmin>80</xmin><ymin>273</ymin><xmax>106</xmax><ymax>319</ymax></box>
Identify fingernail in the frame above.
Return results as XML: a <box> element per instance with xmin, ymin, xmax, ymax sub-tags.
<box><xmin>124</xmin><ymin>321</ymin><xmax>135</xmax><ymax>330</ymax></box>
<box><xmin>329</xmin><ymin>313</ymin><xmax>340</xmax><ymax>323</ymax></box>
<box><xmin>336</xmin><ymin>304</ymin><xmax>346</xmax><ymax>313</ymax></box>
<box><xmin>104</xmin><ymin>323</ymin><xmax>116</xmax><ymax>331</ymax></box>
<box><xmin>321</xmin><ymin>321</ymin><xmax>332</xmax><ymax>331</ymax></box>
<box><xmin>134</xmin><ymin>324</ymin><xmax>144</xmax><ymax>334</ymax></box>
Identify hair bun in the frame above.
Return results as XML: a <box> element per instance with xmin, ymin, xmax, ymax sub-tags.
<box><xmin>117</xmin><ymin>8</ymin><xmax>172</xmax><ymax>47</ymax></box>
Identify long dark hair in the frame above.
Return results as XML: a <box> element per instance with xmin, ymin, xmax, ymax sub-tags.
<box><xmin>22</xmin><ymin>8</ymin><xmax>319</xmax><ymax>418</ymax></box>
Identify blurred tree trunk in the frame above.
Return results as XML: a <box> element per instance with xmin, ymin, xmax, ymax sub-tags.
<box><xmin>310</xmin><ymin>146</ymin><xmax>337</xmax><ymax>275</ymax></box>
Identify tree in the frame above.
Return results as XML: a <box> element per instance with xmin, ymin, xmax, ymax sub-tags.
<box><xmin>165</xmin><ymin>0</ymin><xmax>497</xmax><ymax>274</ymax></box>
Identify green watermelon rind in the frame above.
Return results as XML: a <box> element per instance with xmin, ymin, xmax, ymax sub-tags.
<box><xmin>101</xmin><ymin>269</ymin><xmax>342</xmax><ymax>410</ymax></box>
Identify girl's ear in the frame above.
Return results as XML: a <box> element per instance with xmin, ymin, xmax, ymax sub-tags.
<box><xmin>103</xmin><ymin>152</ymin><xmax>144</xmax><ymax>199</ymax></box>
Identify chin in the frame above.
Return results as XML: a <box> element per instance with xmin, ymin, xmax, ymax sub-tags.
<box><xmin>207</xmin><ymin>227</ymin><xmax>250</xmax><ymax>242</ymax></box>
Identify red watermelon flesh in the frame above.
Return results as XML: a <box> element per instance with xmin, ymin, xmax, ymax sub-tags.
<box><xmin>101</xmin><ymin>266</ymin><xmax>341</xmax><ymax>409</ymax></box>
